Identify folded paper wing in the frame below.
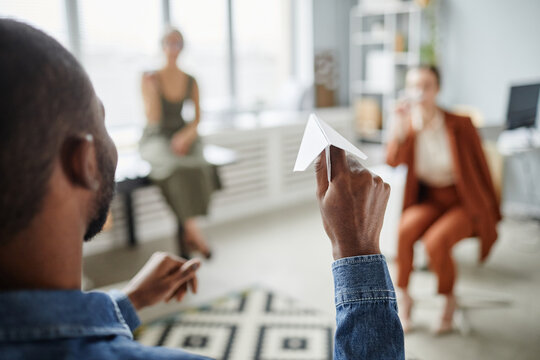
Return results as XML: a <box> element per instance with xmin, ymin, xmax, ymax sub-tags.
<box><xmin>293</xmin><ymin>113</ymin><xmax>367</xmax><ymax>181</ymax></box>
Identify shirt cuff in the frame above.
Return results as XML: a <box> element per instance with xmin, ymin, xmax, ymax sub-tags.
<box><xmin>108</xmin><ymin>289</ymin><xmax>141</xmax><ymax>333</ymax></box>
<box><xmin>332</xmin><ymin>254</ymin><xmax>396</xmax><ymax>307</ymax></box>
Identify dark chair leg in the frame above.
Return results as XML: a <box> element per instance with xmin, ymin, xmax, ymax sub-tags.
<box><xmin>124</xmin><ymin>191</ymin><xmax>137</xmax><ymax>247</ymax></box>
<box><xmin>177</xmin><ymin>223</ymin><xmax>191</xmax><ymax>259</ymax></box>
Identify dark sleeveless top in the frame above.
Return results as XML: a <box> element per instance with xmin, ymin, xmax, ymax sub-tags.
<box><xmin>144</xmin><ymin>74</ymin><xmax>195</xmax><ymax>139</ymax></box>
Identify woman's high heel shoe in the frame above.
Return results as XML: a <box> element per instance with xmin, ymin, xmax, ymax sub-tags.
<box><xmin>434</xmin><ymin>316</ymin><xmax>455</xmax><ymax>335</ymax></box>
<box><xmin>184</xmin><ymin>230</ymin><xmax>212</xmax><ymax>259</ymax></box>
<box><xmin>434</xmin><ymin>294</ymin><xmax>457</xmax><ymax>335</ymax></box>
<box><xmin>399</xmin><ymin>292</ymin><xmax>414</xmax><ymax>333</ymax></box>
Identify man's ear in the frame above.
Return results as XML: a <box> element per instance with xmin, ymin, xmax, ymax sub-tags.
<box><xmin>61</xmin><ymin>134</ymin><xmax>100</xmax><ymax>191</ymax></box>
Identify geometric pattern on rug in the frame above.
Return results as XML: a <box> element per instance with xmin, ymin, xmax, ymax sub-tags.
<box><xmin>135</xmin><ymin>287</ymin><xmax>335</xmax><ymax>360</ymax></box>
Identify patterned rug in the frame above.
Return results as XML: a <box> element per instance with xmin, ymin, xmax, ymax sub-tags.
<box><xmin>135</xmin><ymin>287</ymin><xmax>335</xmax><ymax>360</ymax></box>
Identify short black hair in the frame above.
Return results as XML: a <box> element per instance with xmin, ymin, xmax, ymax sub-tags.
<box><xmin>414</xmin><ymin>64</ymin><xmax>441</xmax><ymax>87</ymax></box>
<box><xmin>0</xmin><ymin>19</ymin><xmax>95</xmax><ymax>242</ymax></box>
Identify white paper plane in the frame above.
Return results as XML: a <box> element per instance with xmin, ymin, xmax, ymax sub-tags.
<box><xmin>294</xmin><ymin>113</ymin><xmax>368</xmax><ymax>182</ymax></box>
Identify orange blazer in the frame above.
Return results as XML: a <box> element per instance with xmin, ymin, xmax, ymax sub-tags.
<box><xmin>386</xmin><ymin>110</ymin><xmax>502</xmax><ymax>262</ymax></box>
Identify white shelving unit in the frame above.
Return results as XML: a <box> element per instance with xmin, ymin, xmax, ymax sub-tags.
<box><xmin>350</xmin><ymin>1</ymin><xmax>423</xmax><ymax>141</ymax></box>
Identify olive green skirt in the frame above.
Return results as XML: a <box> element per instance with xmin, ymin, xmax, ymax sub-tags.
<box><xmin>139</xmin><ymin>133</ymin><xmax>221</xmax><ymax>222</ymax></box>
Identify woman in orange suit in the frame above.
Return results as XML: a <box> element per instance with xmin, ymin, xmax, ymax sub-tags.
<box><xmin>386</xmin><ymin>65</ymin><xmax>501</xmax><ymax>334</ymax></box>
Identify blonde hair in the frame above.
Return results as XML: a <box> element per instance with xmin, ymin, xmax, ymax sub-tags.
<box><xmin>161</xmin><ymin>26</ymin><xmax>184</xmax><ymax>49</ymax></box>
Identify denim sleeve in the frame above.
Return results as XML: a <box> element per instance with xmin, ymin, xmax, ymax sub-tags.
<box><xmin>332</xmin><ymin>254</ymin><xmax>404</xmax><ymax>360</ymax></box>
<box><xmin>108</xmin><ymin>290</ymin><xmax>141</xmax><ymax>333</ymax></box>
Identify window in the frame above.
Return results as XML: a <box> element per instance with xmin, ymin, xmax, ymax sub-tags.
<box><xmin>170</xmin><ymin>0</ymin><xmax>229</xmax><ymax>112</ymax></box>
<box><xmin>0</xmin><ymin>0</ymin><xmax>69</xmax><ymax>48</ymax></box>
<box><xmin>0</xmin><ymin>0</ymin><xmax>312</xmax><ymax>130</ymax></box>
<box><xmin>79</xmin><ymin>0</ymin><xmax>163</xmax><ymax>128</ymax></box>
<box><xmin>233</xmin><ymin>0</ymin><xmax>292</xmax><ymax>110</ymax></box>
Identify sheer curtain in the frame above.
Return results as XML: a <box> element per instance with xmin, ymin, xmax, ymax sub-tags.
<box><xmin>78</xmin><ymin>0</ymin><xmax>162</xmax><ymax>128</ymax></box>
<box><xmin>0</xmin><ymin>0</ymin><xmax>69</xmax><ymax>48</ymax></box>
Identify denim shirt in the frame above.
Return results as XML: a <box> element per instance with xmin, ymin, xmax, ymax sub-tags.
<box><xmin>332</xmin><ymin>255</ymin><xmax>404</xmax><ymax>359</ymax></box>
<box><xmin>0</xmin><ymin>255</ymin><xmax>403</xmax><ymax>359</ymax></box>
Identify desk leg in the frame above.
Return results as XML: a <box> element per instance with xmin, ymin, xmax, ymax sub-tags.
<box><xmin>124</xmin><ymin>191</ymin><xmax>137</xmax><ymax>247</ymax></box>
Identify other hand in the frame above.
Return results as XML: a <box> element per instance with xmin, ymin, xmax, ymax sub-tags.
<box><xmin>171</xmin><ymin>127</ymin><xmax>196</xmax><ymax>156</ymax></box>
<box><xmin>315</xmin><ymin>146</ymin><xmax>390</xmax><ymax>260</ymax></box>
<box><xmin>392</xmin><ymin>100</ymin><xmax>413</xmax><ymax>139</ymax></box>
<box><xmin>395</xmin><ymin>99</ymin><xmax>411</xmax><ymax>119</ymax></box>
<box><xmin>122</xmin><ymin>252</ymin><xmax>201</xmax><ymax>311</ymax></box>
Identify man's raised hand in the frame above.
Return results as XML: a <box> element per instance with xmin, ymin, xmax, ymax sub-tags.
<box><xmin>315</xmin><ymin>146</ymin><xmax>390</xmax><ymax>260</ymax></box>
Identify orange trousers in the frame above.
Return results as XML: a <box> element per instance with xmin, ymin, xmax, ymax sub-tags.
<box><xmin>396</xmin><ymin>184</ymin><xmax>474</xmax><ymax>294</ymax></box>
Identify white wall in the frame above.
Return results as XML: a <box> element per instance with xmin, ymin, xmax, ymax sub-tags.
<box><xmin>312</xmin><ymin>0</ymin><xmax>356</xmax><ymax>106</ymax></box>
<box><xmin>438</xmin><ymin>0</ymin><xmax>540</xmax><ymax>124</ymax></box>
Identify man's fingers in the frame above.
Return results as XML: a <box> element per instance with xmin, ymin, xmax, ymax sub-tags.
<box><xmin>174</xmin><ymin>262</ymin><xmax>199</xmax><ymax>283</ymax></box>
<box><xmin>315</xmin><ymin>146</ymin><xmax>350</xmax><ymax>196</ymax></box>
<box><xmin>166</xmin><ymin>282</ymin><xmax>187</xmax><ymax>302</ymax></box>
<box><xmin>165</xmin><ymin>269</ymin><xmax>196</xmax><ymax>302</ymax></box>
<box><xmin>328</xmin><ymin>146</ymin><xmax>348</xmax><ymax>180</ymax></box>
<box><xmin>177</xmin><ymin>290</ymin><xmax>187</xmax><ymax>302</ymax></box>
<box><xmin>315</xmin><ymin>149</ymin><xmax>329</xmax><ymax>196</ymax></box>
<box><xmin>167</xmin><ymin>274</ymin><xmax>197</xmax><ymax>302</ymax></box>
<box><xmin>161</xmin><ymin>254</ymin><xmax>197</xmax><ymax>274</ymax></box>
<box><xmin>189</xmin><ymin>276</ymin><xmax>198</xmax><ymax>294</ymax></box>
<box><xmin>175</xmin><ymin>284</ymin><xmax>187</xmax><ymax>302</ymax></box>
<box><xmin>180</xmin><ymin>258</ymin><xmax>201</xmax><ymax>274</ymax></box>
<box><xmin>345</xmin><ymin>154</ymin><xmax>365</xmax><ymax>174</ymax></box>
<box><xmin>165</xmin><ymin>259</ymin><xmax>200</xmax><ymax>295</ymax></box>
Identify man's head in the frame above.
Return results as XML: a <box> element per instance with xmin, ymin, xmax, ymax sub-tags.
<box><xmin>0</xmin><ymin>19</ymin><xmax>117</xmax><ymax>244</ymax></box>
